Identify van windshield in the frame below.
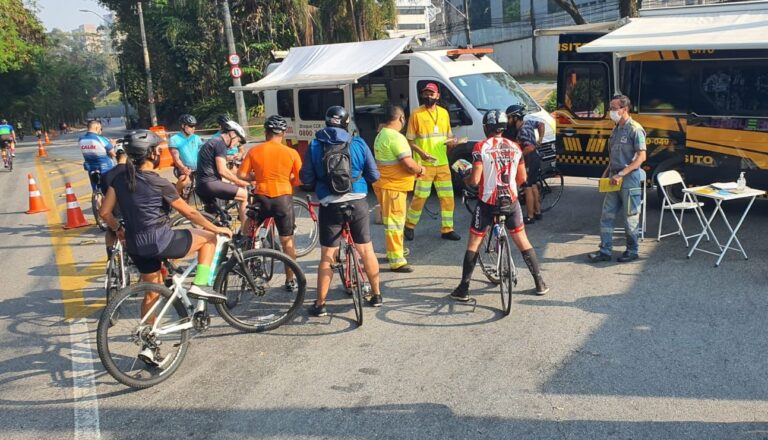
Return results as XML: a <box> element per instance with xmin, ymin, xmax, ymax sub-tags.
<box><xmin>451</xmin><ymin>72</ymin><xmax>539</xmax><ymax>113</ymax></box>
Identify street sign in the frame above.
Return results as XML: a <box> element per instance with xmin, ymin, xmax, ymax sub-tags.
<box><xmin>228</xmin><ymin>54</ymin><xmax>240</xmax><ymax>65</ymax></box>
<box><xmin>230</xmin><ymin>66</ymin><xmax>242</xmax><ymax>79</ymax></box>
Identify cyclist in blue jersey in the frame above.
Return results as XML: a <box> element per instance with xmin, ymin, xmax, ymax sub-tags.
<box><xmin>0</xmin><ymin>119</ymin><xmax>17</xmax><ymax>161</ymax></box>
<box><xmin>169</xmin><ymin>114</ymin><xmax>204</xmax><ymax>194</ymax></box>
<box><xmin>80</xmin><ymin>120</ymin><xmax>116</xmax><ymax>189</ymax></box>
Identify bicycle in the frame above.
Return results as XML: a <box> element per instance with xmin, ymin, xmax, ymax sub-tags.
<box><xmin>519</xmin><ymin>142</ymin><xmax>564</xmax><ymax>213</ymax></box>
<box><xmin>330</xmin><ymin>203</ymin><xmax>371</xmax><ymax>326</ymax></box>
<box><xmin>462</xmin><ymin>189</ymin><xmax>518</xmax><ymax>315</ymax></box>
<box><xmin>1</xmin><ymin>140</ymin><xmax>12</xmax><ymax>172</ymax></box>
<box><xmin>88</xmin><ymin>170</ymin><xmax>109</xmax><ymax>231</ymax></box>
<box><xmin>97</xmin><ymin>207</ymin><xmax>307</xmax><ymax>389</ymax></box>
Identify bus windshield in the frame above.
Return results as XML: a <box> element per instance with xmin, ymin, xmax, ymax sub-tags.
<box><xmin>450</xmin><ymin>72</ymin><xmax>540</xmax><ymax>113</ymax></box>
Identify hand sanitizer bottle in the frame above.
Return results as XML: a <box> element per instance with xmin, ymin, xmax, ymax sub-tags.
<box><xmin>737</xmin><ymin>172</ymin><xmax>746</xmax><ymax>192</ymax></box>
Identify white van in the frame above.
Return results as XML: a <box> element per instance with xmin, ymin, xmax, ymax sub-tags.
<box><xmin>235</xmin><ymin>37</ymin><xmax>554</xmax><ymax>174</ymax></box>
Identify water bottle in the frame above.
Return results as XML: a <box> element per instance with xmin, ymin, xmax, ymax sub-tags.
<box><xmin>737</xmin><ymin>172</ymin><xmax>746</xmax><ymax>192</ymax></box>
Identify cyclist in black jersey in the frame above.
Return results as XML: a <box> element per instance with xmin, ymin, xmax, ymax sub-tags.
<box><xmin>100</xmin><ymin>130</ymin><xmax>233</xmax><ymax>314</ymax></box>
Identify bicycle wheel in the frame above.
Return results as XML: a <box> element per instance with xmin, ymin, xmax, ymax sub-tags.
<box><xmin>92</xmin><ymin>192</ymin><xmax>108</xmax><ymax>231</ymax></box>
<box><xmin>292</xmin><ymin>198</ymin><xmax>319</xmax><ymax>257</ymax></box>
<box><xmin>478</xmin><ymin>228</ymin><xmax>501</xmax><ymax>284</ymax></box>
<box><xmin>539</xmin><ymin>171</ymin><xmax>564</xmax><ymax>213</ymax></box>
<box><xmin>335</xmin><ymin>245</ymin><xmax>352</xmax><ymax>294</ymax></box>
<box><xmin>348</xmin><ymin>245</ymin><xmax>364</xmax><ymax>326</ymax></box>
<box><xmin>214</xmin><ymin>248</ymin><xmax>306</xmax><ymax>332</ymax></box>
<box><xmin>97</xmin><ymin>282</ymin><xmax>190</xmax><ymax>389</ymax></box>
<box><xmin>498</xmin><ymin>235</ymin><xmax>516</xmax><ymax>316</ymax></box>
<box><xmin>259</xmin><ymin>226</ymin><xmax>278</xmax><ymax>282</ymax></box>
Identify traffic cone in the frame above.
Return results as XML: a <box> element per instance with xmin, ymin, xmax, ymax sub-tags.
<box><xmin>63</xmin><ymin>182</ymin><xmax>89</xmax><ymax>229</ymax></box>
<box><xmin>26</xmin><ymin>174</ymin><xmax>49</xmax><ymax>214</ymax></box>
<box><xmin>45</xmin><ymin>131</ymin><xmax>51</xmax><ymax>145</ymax></box>
<box><xmin>37</xmin><ymin>138</ymin><xmax>48</xmax><ymax>157</ymax></box>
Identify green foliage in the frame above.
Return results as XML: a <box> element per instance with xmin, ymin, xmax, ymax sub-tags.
<box><xmin>0</xmin><ymin>0</ymin><xmax>45</xmax><ymax>73</ymax></box>
<box><xmin>544</xmin><ymin>90</ymin><xmax>557</xmax><ymax>113</ymax></box>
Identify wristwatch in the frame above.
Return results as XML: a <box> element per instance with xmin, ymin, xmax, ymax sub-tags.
<box><xmin>618</xmin><ymin>170</ymin><xmax>626</xmax><ymax>178</ymax></box>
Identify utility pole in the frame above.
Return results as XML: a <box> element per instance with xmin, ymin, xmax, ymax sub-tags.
<box><xmin>220</xmin><ymin>0</ymin><xmax>248</xmax><ymax>130</ymax></box>
<box><xmin>462</xmin><ymin>0</ymin><xmax>472</xmax><ymax>47</ymax></box>
<box><xmin>137</xmin><ymin>1</ymin><xmax>158</xmax><ymax>127</ymax></box>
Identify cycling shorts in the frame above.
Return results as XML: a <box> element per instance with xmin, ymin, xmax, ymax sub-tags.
<box><xmin>523</xmin><ymin>150</ymin><xmax>541</xmax><ymax>188</ymax></box>
<box><xmin>318</xmin><ymin>198</ymin><xmax>371</xmax><ymax>247</ymax></box>
<box><xmin>0</xmin><ymin>135</ymin><xmax>12</xmax><ymax>148</ymax></box>
<box><xmin>196</xmin><ymin>180</ymin><xmax>239</xmax><ymax>203</ymax></box>
<box><xmin>470</xmin><ymin>200</ymin><xmax>525</xmax><ymax>237</ymax></box>
<box><xmin>128</xmin><ymin>229</ymin><xmax>193</xmax><ymax>274</ymax></box>
<box><xmin>250</xmin><ymin>194</ymin><xmax>295</xmax><ymax>237</ymax></box>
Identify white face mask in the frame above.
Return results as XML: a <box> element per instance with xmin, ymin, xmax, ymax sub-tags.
<box><xmin>609</xmin><ymin>110</ymin><xmax>622</xmax><ymax>123</ymax></box>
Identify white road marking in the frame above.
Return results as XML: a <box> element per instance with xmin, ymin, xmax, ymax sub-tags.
<box><xmin>69</xmin><ymin>318</ymin><xmax>101</xmax><ymax>440</ymax></box>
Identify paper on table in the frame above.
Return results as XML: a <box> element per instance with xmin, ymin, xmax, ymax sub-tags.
<box><xmin>711</xmin><ymin>182</ymin><xmax>738</xmax><ymax>190</ymax></box>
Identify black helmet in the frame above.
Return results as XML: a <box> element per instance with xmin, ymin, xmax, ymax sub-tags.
<box><xmin>482</xmin><ymin>109</ymin><xmax>508</xmax><ymax>133</ymax></box>
<box><xmin>221</xmin><ymin>120</ymin><xmax>247</xmax><ymax>144</ymax></box>
<box><xmin>505</xmin><ymin>104</ymin><xmax>527</xmax><ymax>119</ymax></box>
<box><xmin>123</xmin><ymin>130</ymin><xmax>162</xmax><ymax>158</ymax></box>
<box><xmin>325</xmin><ymin>105</ymin><xmax>350</xmax><ymax>129</ymax></box>
<box><xmin>264</xmin><ymin>115</ymin><xmax>288</xmax><ymax>133</ymax></box>
<box><xmin>216</xmin><ymin>114</ymin><xmax>231</xmax><ymax>127</ymax></box>
<box><xmin>179</xmin><ymin>114</ymin><xmax>197</xmax><ymax>126</ymax></box>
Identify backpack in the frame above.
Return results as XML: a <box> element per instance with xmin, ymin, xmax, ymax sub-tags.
<box><xmin>322</xmin><ymin>141</ymin><xmax>354</xmax><ymax>194</ymax></box>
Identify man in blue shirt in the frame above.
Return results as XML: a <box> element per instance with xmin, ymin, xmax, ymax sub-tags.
<box><xmin>299</xmin><ymin>106</ymin><xmax>383</xmax><ymax>317</ymax></box>
<box><xmin>0</xmin><ymin>119</ymin><xmax>16</xmax><ymax>162</ymax></box>
<box><xmin>79</xmin><ymin>120</ymin><xmax>115</xmax><ymax>191</ymax></box>
<box><xmin>169</xmin><ymin>114</ymin><xmax>204</xmax><ymax>194</ymax></box>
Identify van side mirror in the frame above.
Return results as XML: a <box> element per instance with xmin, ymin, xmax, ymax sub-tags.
<box><xmin>449</xmin><ymin>107</ymin><xmax>472</xmax><ymax>127</ymax></box>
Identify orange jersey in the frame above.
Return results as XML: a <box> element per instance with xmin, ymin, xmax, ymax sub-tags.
<box><xmin>239</xmin><ymin>140</ymin><xmax>302</xmax><ymax>197</ymax></box>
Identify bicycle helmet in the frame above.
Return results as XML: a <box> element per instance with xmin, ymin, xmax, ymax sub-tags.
<box><xmin>221</xmin><ymin>120</ymin><xmax>247</xmax><ymax>144</ymax></box>
<box><xmin>114</xmin><ymin>139</ymin><xmax>126</xmax><ymax>156</ymax></box>
<box><xmin>123</xmin><ymin>130</ymin><xmax>162</xmax><ymax>158</ymax></box>
<box><xmin>325</xmin><ymin>105</ymin><xmax>350</xmax><ymax>129</ymax></box>
<box><xmin>179</xmin><ymin>114</ymin><xmax>197</xmax><ymax>126</ymax></box>
<box><xmin>216</xmin><ymin>114</ymin><xmax>231</xmax><ymax>127</ymax></box>
<box><xmin>264</xmin><ymin>115</ymin><xmax>288</xmax><ymax>133</ymax></box>
<box><xmin>505</xmin><ymin>104</ymin><xmax>527</xmax><ymax>119</ymax></box>
<box><xmin>482</xmin><ymin>109</ymin><xmax>507</xmax><ymax>133</ymax></box>
<box><xmin>0</xmin><ymin>119</ymin><xmax>7</xmax><ymax>124</ymax></box>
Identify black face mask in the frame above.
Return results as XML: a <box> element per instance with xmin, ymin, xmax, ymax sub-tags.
<box><xmin>419</xmin><ymin>96</ymin><xmax>438</xmax><ymax>107</ymax></box>
<box><xmin>151</xmin><ymin>152</ymin><xmax>161</xmax><ymax>169</ymax></box>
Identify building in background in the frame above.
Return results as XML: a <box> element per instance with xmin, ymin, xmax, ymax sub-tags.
<box><xmin>73</xmin><ymin>13</ymin><xmax>113</xmax><ymax>54</ymax></box>
<box><xmin>388</xmin><ymin>0</ymin><xmax>438</xmax><ymax>44</ymax></box>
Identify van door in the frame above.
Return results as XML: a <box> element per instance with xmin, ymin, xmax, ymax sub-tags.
<box><xmin>292</xmin><ymin>86</ymin><xmax>347</xmax><ymax>159</ymax></box>
<box><xmin>554</xmin><ymin>33</ymin><xmax>614</xmax><ymax>178</ymax></box>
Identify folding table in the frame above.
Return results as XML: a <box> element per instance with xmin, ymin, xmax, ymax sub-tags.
<box><xmin>683</xmin><ymin>185</ymin><xmax>766</xmax><ymax>267</ymax></box>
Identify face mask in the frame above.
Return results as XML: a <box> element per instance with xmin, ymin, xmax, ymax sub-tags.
<box><xmin>609</xmin><ymin>110</ymin><xmax>622</xmax><ymax>123</ymax></box>
<box><xmin>419</xmin><ymin>96</ymin><xmax>438</xmax><ymax>107</ymax></box>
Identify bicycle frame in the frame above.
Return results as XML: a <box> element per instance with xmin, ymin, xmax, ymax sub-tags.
<box><xmin>340</xmin><ymin>224</ymin><xmax>369</xmax><ymax>294</ymax></box>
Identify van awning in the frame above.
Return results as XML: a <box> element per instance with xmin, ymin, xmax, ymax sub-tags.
<box><xmin>578</xmin><ymin>12</ymin><xmax>768</xmax><ymax>55</ymax></box>
<box><xmin>231</xmin><ymin>37</ymin><xmax>412</xmax><ymax>92</ymax></box>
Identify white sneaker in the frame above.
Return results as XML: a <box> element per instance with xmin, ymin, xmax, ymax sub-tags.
<box><xmin>188</xmin><ymin>284</ymin><xmax>227</xmax><ymax>304</ymax></box>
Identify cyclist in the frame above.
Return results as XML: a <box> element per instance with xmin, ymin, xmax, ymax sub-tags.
<box><xmin>14</xmin><ymin>121</ymin><xmax>24</xmax><ymax>141</ymax></box>
<box><xmin>505</xmin><ymin>104</ymin><xmax>542</xmax><ymax>224</ymax></box>
<box><xmin>236</xmin><ymin>115</ymin><xmax>302</xmax><ymax>291</ymax></box>
<box><xmin>80</xmin><ymin>120</ymin><xmax>116</xmax><ymax>194</ymax></box>
<box><xmin>299</xmin><ymin>105</ymin><xmax>382</xmax><ymax>316</ymax></box>
<box><xmin>100</xmin><ymin>142</ymin><xmax>128</xmax><ymax>259</ymax></box>
<box><xmin>100</xmin><ymin>130</ymin><xmax>232</xmax><ymax>365</ymax></box>
<box><xmin>0</xmin><ymin>119</ymin><xmax>16</xmax><ymax>162</ymax></box>
<box><xmin>169</xmin><ymin>114</ymin><xmax>203</xmax><ymax>195</ymax></box>
<box><xmin>195</xmin><ymin>120</ymin><xmax>250</xmax><ymax>234</ymax></box>
<box><xmin>211</xmin><ymin>114</ymin><xmax>244</xmax><ymax>160</ymax></box>
<box><xmin>32</xmin><ymin>119</ymin><xmax>43</xmax><ymax>139</ymax></box>
<box><xmin>451</xmin><ymin>109</ymin><xmax>549</xmax><ymax>301</ymax></box>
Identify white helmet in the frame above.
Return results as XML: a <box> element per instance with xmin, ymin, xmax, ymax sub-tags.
<box><xmin>222</xmin><ymin>120</ymin><xmax>247</xmax><ymax>144</ymax></box>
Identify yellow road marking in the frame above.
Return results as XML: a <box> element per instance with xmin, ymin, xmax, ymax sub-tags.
<box><xmin>34</xmin><ymin>157</ymin><xmax>105</xmax><ymax>320</ymax></box>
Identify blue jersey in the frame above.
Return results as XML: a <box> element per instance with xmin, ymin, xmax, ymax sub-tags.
<box><xmin>80</xmin><ymin>131</ymin><xmax>114</xmax><ymax>172</ymax></box>
<box><xmin>0</xmin><ymin>124</ymin><xmax>15</xmax><ymax>136</ymax></box>
<box><xmin>169</xmin><ymin>132</ymin><xmax>203</xmax><ymax>170</ymax></box>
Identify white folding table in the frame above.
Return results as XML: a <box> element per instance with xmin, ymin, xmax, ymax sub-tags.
<box><xmin>683</xmin><ymin>185</ymin><xmax>765</xmax><ymax>267</ymax></box>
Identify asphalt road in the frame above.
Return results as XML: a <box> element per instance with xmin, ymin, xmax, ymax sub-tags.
<box><xmin>1</xmin><ymin>122</ymin><xmax>767</xmax><ymax>440</ymax></box>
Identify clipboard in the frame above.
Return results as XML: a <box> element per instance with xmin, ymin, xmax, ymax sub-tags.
<box><xmin>598</xmin><ymin>177</ymin><xmax>622</xmax><ymax>193</ymax></box>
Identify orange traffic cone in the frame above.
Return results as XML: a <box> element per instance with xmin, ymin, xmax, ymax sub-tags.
<box><xmin>37</xmin><ymin>138</ymin><xmax>48</xmax><ymax>157</ymax></box>
<box><xmin>26</xmin><ymin>174</ymin><xmax>49</xmax><ymax>214</ymax></box>
<box><xmin>45</xmin><ymin>131</ymin><xmax>51</xmax><ymax>145</ymax></box>
<box><xmin>63</xmin><ymin>182</ymin><xmax>89</xmax><ymax>229</ymax></box>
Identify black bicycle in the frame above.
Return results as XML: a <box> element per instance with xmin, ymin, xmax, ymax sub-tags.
<box><xmin>519</xmin><ymin>143</ymin><xmax>564</xmax><ymax>212</ymax></box>
<box><xmin>88</xmin><ymin>170</ymin><xmax>109</xmax><ymax>231</ymax></box>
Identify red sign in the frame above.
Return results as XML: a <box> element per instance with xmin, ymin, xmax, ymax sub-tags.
<box><xmin>228</xmin><ymin>54</ymin><xmax>240</xmax><ymax>65</ymax></box>
<box><xmin>230</xmin><ymin>66</ymin><xmax>242</xmax><ymax>79</ymax></box>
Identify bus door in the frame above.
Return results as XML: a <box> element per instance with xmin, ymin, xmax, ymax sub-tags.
<box><xmin>554</xmin><ymin>33</ymin><xmax>614</xmax><ymax>178</ymax></box>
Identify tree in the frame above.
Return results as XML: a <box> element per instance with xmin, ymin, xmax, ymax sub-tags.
<box><xmin>619</xmin><ymin>0</ymin><xmax>639</xmax><ymax>18</ymax></box>
<box><xmin>551</xmin><ymin>0</ymin><xmax>587</xmax><ymax>25</ymax></box>
<box><xmin>0</xmin><ymin>0</ymin><xmax>45</xmax><ymax>73</ymax></box>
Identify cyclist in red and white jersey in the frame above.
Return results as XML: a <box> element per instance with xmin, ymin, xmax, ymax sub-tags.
<box><xmin>451</xmin><ymin>109</ymin><xmax>549</xmax><ymax>301</ymax></box>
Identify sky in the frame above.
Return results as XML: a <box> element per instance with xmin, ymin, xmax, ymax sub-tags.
<box><xmin>36</xmin><ymin>0</ymin><xmax>112</xmax><ymax>31</ymax></box>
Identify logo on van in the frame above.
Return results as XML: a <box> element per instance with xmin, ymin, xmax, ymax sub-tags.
<box><xmin>685</xmin><ymin>154</ymin><xmax>715</xmax><ymax>166</ymax></box>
